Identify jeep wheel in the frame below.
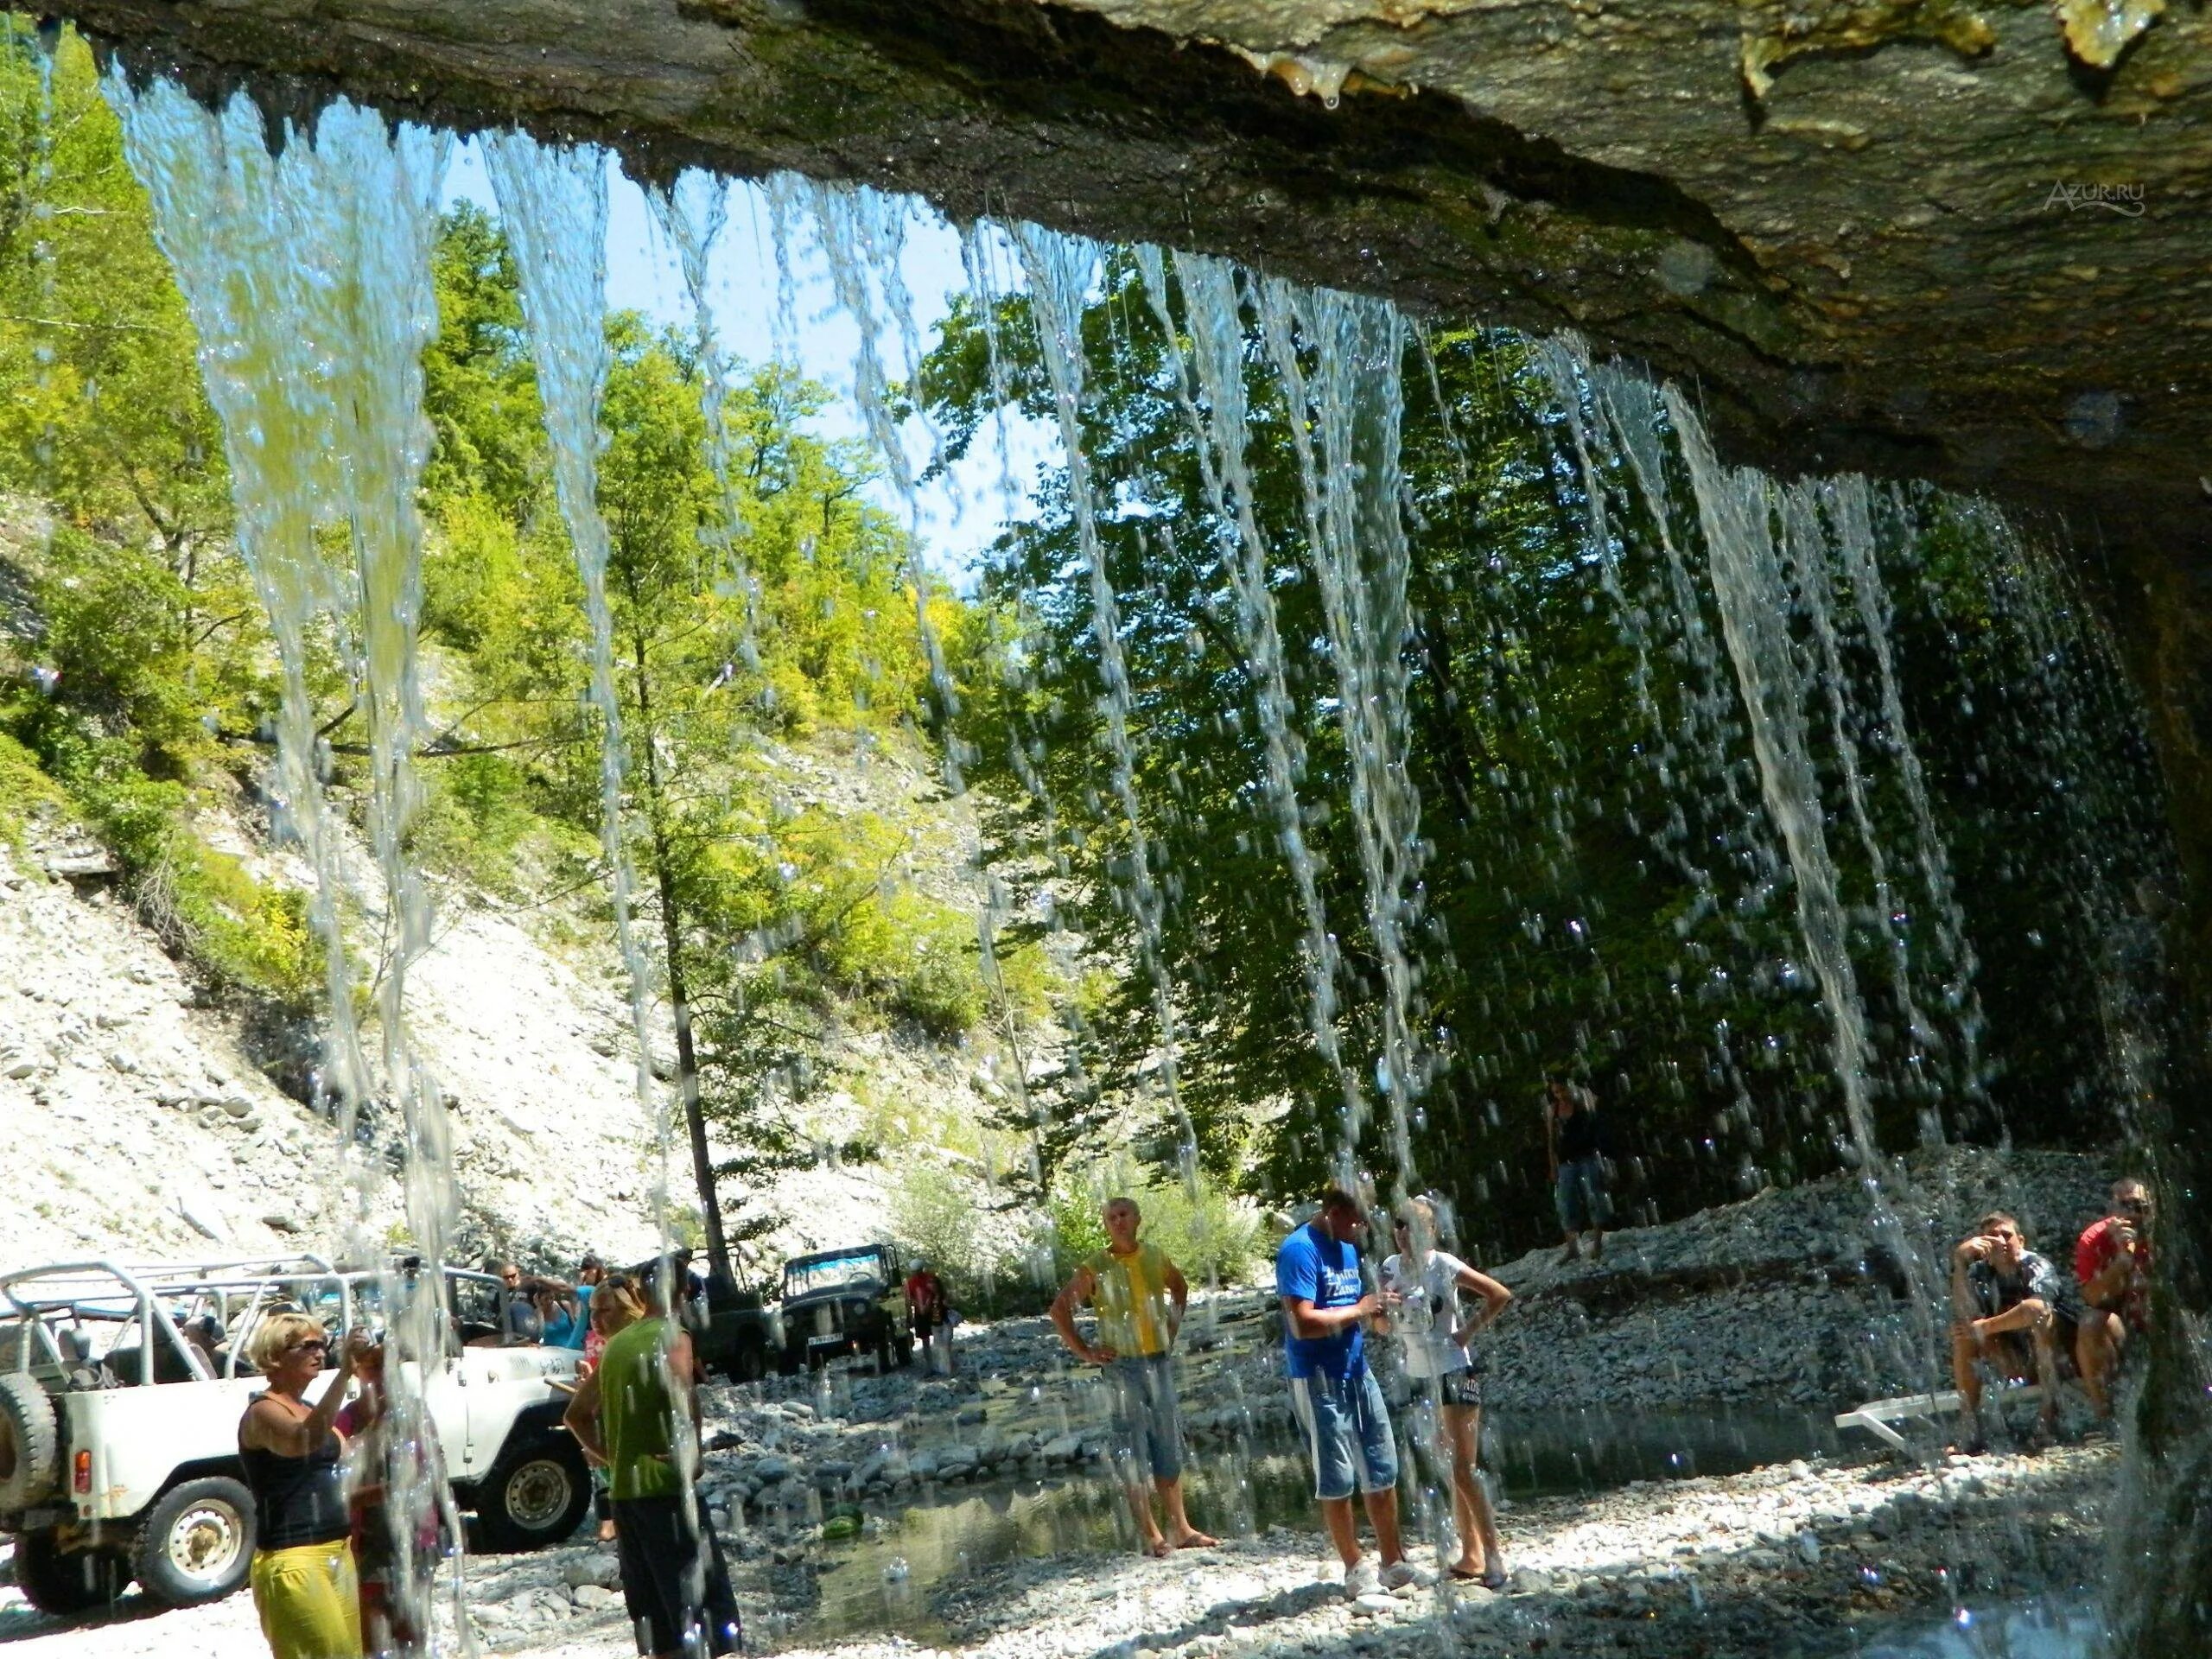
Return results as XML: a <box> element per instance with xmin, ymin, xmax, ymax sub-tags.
<box><xmin>134</xmin><ymin>1476</ymin><xmax>255</xmax><ymax>1606</ymax></box>
<box><xmin>15</xmin><ymin>1530</ymin><xmax>129</xmax><ymax>1615</ymax></box>
<box><xmin>0</xmin><ymin>1373</ymin><xmax>61</xmax><ymax>1507</ymax></box>
<box><xmin>475</xmin><ymin>1438</ymin><xmax>589</xmax><ymax>1552</ymax></box>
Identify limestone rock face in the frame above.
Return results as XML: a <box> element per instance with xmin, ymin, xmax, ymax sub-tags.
<box><xmin>58</xmin><ymin>0</ymin><xmax>2212</xmax><ymax>558</ymax></box>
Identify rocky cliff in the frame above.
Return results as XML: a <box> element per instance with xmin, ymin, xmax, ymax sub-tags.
<box><xmin>0</xmin><ymin>742</ymin><xmax>1043</xmax><ymax>1284</ymax></box>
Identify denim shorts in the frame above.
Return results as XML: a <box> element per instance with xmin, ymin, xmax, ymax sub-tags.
<box><xmin>1104</xmin><ymin>1354</ymin><xmax>1184</xmax><ymax>1484</ymax></box>
<box><xmin>1288</xmin><ymin>1366</ymin><xmax>1399</xmax><ymax>1501</ymax></box>
<box><xmin>1554</xmin><ymin>1156</ymin><xmax>1611</xmax><ymax>1233</ymax></box>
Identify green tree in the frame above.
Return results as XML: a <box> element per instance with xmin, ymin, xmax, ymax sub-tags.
<box><xmin>413</xmin><ymin>216</ymin><xmax>986</xmax><ymax>1276</ymax></box>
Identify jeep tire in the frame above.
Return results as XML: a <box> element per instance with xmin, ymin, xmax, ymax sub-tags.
<box><xmin>134</xmin><ymin>1475</ymin><xmax>255</xmax><ymax>1606</ymax></box>
<box><xmin>475</xmin><ymin>1436</ymin><xmax>589</xmax><ymax>1552</ymax></box>
<box><xmin>15</xmin><ymin>1530</ymin><xmax>129</xmax><ymax>1614</ymax></box>
<box><xmin>0</xmin><ymin>1374</ymin><xmax>60</xmax><ymax>1507</ymax></box>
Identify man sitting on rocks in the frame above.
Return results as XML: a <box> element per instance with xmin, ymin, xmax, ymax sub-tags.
<box><xmin>564</xmin><ymin>1275</ymin><xmax>741</xmax><ymax>1659</ymax></box>
<box><xmin>2074</xmin><ymin>1178</ymin><xmax>2152</xmax><ymax>1420</ymax></box>
<box><xmin>1050</xmin><ymin>1195</ymin><xmax>1219</xmax><ymax>1558</ymax></box>
<box><xmin>1276</xmin><ymin>1189</ymin><xmax>1416</xmax><ymax>1599</ymax></box>
<box><xmin>1949</xmin><ymin>1211</ymin><xmax>2083</xmax><ymax>1452</ymax></box>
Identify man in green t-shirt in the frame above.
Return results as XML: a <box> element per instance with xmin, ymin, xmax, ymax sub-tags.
<box><xmin>1051</xmin><ymin>1195</ymin><xmax>1219</xmax><ymax>1556</ymax></box>
<box><xmin>565</xmin><ymin>1275</ymin><xmax>741</xmax><ymax>1657</ymax></box>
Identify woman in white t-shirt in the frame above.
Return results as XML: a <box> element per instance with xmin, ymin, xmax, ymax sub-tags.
<box><xmin>1382</xmin><ymin>1197</ymin><xmax>1513</xmax><ymax>1586</ymax></box>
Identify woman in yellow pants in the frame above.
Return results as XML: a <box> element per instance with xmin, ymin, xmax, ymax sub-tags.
<box><xmin>238</xmin><ymin>1311</ymin><xmax>364</xmax><ymax>1659</ymax></box>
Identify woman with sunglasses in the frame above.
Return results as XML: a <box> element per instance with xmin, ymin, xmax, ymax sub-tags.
<box><xmin>238</xmin><ymin>1311</ymin><xmax>365</xmax><ymax>1659</ymax></box>
<box><xmin>1382</xmin><ymin>1198</ymin><xmax>1513</xmax><ymax>1588</ymax></box>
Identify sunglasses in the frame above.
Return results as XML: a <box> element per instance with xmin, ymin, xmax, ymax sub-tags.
<box><xmin>287</xmin><ymin>1338</ymin><xmax>328</xmax><ymax>1357</ymax></box>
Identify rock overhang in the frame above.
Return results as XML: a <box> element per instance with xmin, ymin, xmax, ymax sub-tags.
<box><xmin>48</xmin><ymin>0</ymin><xmax>2212</xmax><ymax>561</ymax></box>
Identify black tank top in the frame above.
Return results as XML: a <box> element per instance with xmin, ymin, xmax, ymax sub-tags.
<box><xmin>241</xmin><ymin>1407</ymin><xmax>349</xmax><ymax>1550</ymax></box>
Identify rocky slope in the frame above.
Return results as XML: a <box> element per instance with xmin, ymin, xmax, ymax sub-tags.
<box><xmin>1476</xmin><ymin>1145</ymin><xmax>2119</xmax><ymax>1412</ymax></box>
<box><xmin>0</xmin><ymin>728</ymin><xmax>1045</xmax><ymax>1281</ymax></box>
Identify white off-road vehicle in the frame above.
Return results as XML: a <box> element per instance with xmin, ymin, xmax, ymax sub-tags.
<box><xmin>0</xmin><ymin>1255</ymin><xmax>589</xmax><ymax>1614</ymax></box>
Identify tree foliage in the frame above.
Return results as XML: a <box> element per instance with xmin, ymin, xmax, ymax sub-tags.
<box><xmin>919</xmin><ymin>251</ymin><xmax>2171</xmax><ymax>1256</ymax></box>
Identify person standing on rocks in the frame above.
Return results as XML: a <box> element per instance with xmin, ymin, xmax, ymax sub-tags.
<box><xmin>906</xmin><ymin>1257</ymin><xmax>950</xmax><ymax>1373</ymax></box>
<box><xmin>1949</xmin><ymin>1211</ymin><xmax>2082</xmax><ymax>1451</ymax></box>
<box><xmin>237</xmin><ymin>1314</ymin><xmax>365</xmax><ymax>1659</ymax></box>
<box><xmin>564</xmin><ymin>1275</ymin><xmax>742</xmax><ymax>1658</ymax></box>
<box><xmin>1543</xmin><ymin>1078</ymin><xmax>1613</xmax><ymax>1264</ymax></box>
<box><xmin>1382</xmin><ymin>1197</ymin><xmax>1512</xmax><ymax>1587</ymax></box>
<box><xmin>333</xmin><ymin>1333</ymin><xmax>442</xmax><ymax>1654</ymax></box>
<box><xmin>582</xmin><ymin>1271</ymin><xmax>638</xmax><ymax>1547</ymax></box>
<box><xmin>2074</xmin><ymin>1178</ymin><xmax>2152</xmax><ymax>1420</ymax></box>
<box><xmin>1276</xmin><ymin>1189</ymin><xmax>1415</xmax><ymax>1599</ymax></box>
<box><xmin>1051</xmin><ymin>1195</ymin><xmax>1221</xmax><ymax>1558</ymax></box>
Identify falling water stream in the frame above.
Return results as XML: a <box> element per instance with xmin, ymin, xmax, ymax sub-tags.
<box><xmin>648</xmin><ymin>169</ymin><xmax>766</xmax><ymax>692</ymax></box>
<box><xmin>1137</xmin><ymin>251</ymin><xmax>1367</xmax><ymax>1146</ymax></box>
<box><xmin>1013</xmin><ymin>226</ymin><xmax>1204</xmax><ymax>1198</ymax></box>
<box><xmin>1661</xmin><ymin>392</ymin><xmax>1945</xmax><ymax>1379</ymax></box>
<box><xmin>111</xmin><ymin>79</ymin><xmax>473</xmax><ymax>1633</ymax></box>
<box><xmin>1255</xmin><ymin>280</ymin><xmax>1431</xmax><ymax>1203</ymax></box>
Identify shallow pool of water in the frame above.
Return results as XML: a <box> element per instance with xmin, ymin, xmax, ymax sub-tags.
<box><xmin>776</xmin><ymin>1403</ymin><xmax>1859</xmax><ymax>1641</ymax></box>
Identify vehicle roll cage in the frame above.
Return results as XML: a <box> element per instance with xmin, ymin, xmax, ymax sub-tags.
<box><xmin>0</xmin><ymin>1256</ymin><xmax>504</xmax><ymax>1388</ymax></box>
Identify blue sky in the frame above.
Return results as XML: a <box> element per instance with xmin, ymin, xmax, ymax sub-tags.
<box><xmin>444</xmin><ymin>143</ymin><xmax>1051</xmax><ymax>591</ymax></box>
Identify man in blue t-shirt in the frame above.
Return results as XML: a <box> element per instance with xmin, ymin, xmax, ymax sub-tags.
<box><xmin>1276</xmin><ymin>1189</ymin><xmax>1413</xmax><ymax>1599</ymax></box>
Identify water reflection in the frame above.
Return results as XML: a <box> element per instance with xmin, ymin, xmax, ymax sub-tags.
<box><xmin>1850</xmin><ymin>1593</ymin><xmax>2099</xmax><ymax>1658</ymax></box>
<box><xmin>786</xmin><ymin>1405</ymin><xmax>1854</xmax><ymax>1640</ymax></box>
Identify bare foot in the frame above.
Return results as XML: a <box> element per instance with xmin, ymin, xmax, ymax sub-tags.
<box><xmin>1448</xmin><ymin>1558</ymin><xmax>1485</xmax><ymax>1581</ymax></box>
<box><xmin>1141</xmin><ymin>1535</ymin><xmax>1171</xmax><ymax>1559</ymax></box>
<box><xmin>597</xmin><ymin>1520</ymin><xmax>618</xmax><ymax>1544</ymax></box>
<box><xmin>1169</xmin><ymin>1529</ymin><xmax>1219</xmax><ymax>1549</ymax></box>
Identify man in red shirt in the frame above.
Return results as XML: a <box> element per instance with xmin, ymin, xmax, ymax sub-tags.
<box><xmin>2074</xmin><ymin>1177</ymin><xmax>2152</xmax><ymax>1420</ymax></box>
<box><xmin>905</xmin><ymin>1260</ymin><xmax>950</xmax><ymax>1374</ymax></box>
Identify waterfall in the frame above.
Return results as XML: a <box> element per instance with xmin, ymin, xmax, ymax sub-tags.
<box><xmin>1775</xmin><ymin>482</ymin><xmax>1939</xmax><ymax>1094</ymax></box>
<box><xmin>1134</xmin><ymin>248</ymin><xmax>1368</xmax><ymax>1147</ymax></box>
<box><xmin>646</xmin><ymin>169</ymin><xmax>766</xmax><ymax>693</ymax></box>
<box><xmin>1831</xmin><ymin>481</ymin><xmax>1986</xmax><ymax>1103</ymax></box>
<box><xmin>801</xmin><ymin>181</ymin><xmax>967</xmax><ymax>790</ymax></box>
<box><xmin>479</xmin><ymin>133</ymin><xmax>693</xmax><ymax>1258</ymax></box>
<box><xmin>1255</xmin><ymin>279</ymin><xmax>1429</xmax><ymax>1203</ymax></box>
<box><xmin>1588</xmin><ymin>362</ymin><xmax>1786</xmax><ymax>911</ymax></box>
<box><xmin>1663</xmin><ymin>389</ymin><xmax>1938</xmax><ymax>1326</ymax></box>
<box><xmin>1014</xmin><ymin>225</ymin><xmax>1202</xmax><ymax>1192</ymax></box>
<box><xmin>111</xmin><ymin>77</ymin><xmax>467</xmax><ymax>1631</ymax></box>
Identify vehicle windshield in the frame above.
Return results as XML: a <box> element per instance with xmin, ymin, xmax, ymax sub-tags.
<box><xmin>783</xmin><ymin>1251</ymin><xmax>886</xmax><ymax>1300</ymax></box>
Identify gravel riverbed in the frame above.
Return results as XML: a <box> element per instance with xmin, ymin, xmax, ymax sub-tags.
<box><xmin>0</xmin><ymin>1439</ymin><xmax>2112</xmax><ymax>1659</ymax></box>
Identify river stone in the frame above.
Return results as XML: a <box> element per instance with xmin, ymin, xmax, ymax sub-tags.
<box><xmin>573</xmin><ymin>1583</ymin><xmax>614</xmax><ymax>1611</ymax></box>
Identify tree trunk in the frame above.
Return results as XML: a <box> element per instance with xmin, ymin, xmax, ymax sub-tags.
<box><xmin>629</xmin><ymin>630</ymin><xmax>734</xmax><ymax>1284</ymax></box>
<box><xmin>656</xmin><ymin>877</ymin><xmax>732</xmax><ymax>1286</ymax></box>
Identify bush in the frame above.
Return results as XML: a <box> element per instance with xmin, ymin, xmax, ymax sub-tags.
<box><xmin>886</xmin><ymin>898</ymin><xmax>987</xmax><ymax>1037</ymax></box>
<box><xmin>84</xmin><ymin>775</ymin><xmax>318</xmax><ymax>1009</ymax></box>
<box><xmin>0</xmin><ymin>730</ymin><xmax>72</xmax><ymax>850</ymax></box>
<box><xmin>407</xmin><ymin>747</ymin><xmax>553</xmax><ymax>899</ymax></box>
<box><xmin>888</xmin><ymin>1158</ymin><xmax>1054</xmax><ymax>1319</ymax></box>
<box><xmin>1047</xmin><ymin>1165</ymin><xmax>1264</xmax><ymax>1290</ymax></box>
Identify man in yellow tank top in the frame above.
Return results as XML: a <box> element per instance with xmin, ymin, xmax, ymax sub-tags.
<box><xmin>1051</xmin><ymin>1196</ymin><xmax>1219</xmax><ymax>1555</ymax></box>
